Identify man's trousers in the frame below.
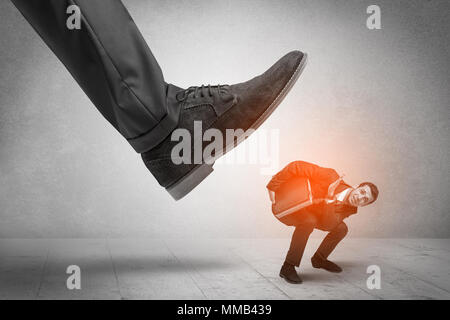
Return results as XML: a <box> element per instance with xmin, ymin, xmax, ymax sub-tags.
<box><xmin>285</xmin><ymin>211</ymin><xmax>348</xmax><ymax>267</ymax></box>
<box><xmin>11</xmin><ymin>0</ymin><xmax>178</xmax><ymax>153</ymax></box>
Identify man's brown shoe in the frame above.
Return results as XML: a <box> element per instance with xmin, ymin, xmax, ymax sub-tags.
<box><xmin>279</xmin><ymin>262</ymin><xmax>303</xmax><ymax>284</ymax></box>
<box><xmin>311</xmin><ymin>253</ymin><xmax>343</xmax><ymax>273</ymax></box>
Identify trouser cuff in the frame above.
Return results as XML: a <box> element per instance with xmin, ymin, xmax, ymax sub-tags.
<box><xmin>128</xmin><ymin>84</ymin><xmax>181</xmax><ymax>153</ymax></box>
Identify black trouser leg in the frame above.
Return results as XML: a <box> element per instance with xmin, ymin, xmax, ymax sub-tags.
<box><xmin>285</xmin><ymin>213</ymin><xmax>316</xmax><ymax>267</ymax></box>
<box><xmin>315</xmin><ymin>222</ymin><xmax>348</xmax><ymax>259</ymax></box>
<box><xmin>11</xmin><ymin>0</ymin><xmax>179</xmax><ymax>152</ymax></box>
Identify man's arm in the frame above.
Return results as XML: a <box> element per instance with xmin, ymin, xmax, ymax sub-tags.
<box><xmin>266</xmin><ymin>161</ymin><xmax>326</xmax><ymax>192</ymax></box>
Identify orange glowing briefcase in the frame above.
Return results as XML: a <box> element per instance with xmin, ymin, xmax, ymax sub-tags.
<box><xmin>271</xmin><ymin>177</ymin><xmax>313</xmax><ymax>226</ymax></box>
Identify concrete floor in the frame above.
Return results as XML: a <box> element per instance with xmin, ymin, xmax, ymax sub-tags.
<box><xmin>0</xmin><ymin>238</ymin><xmax>449</xmax><ymax>300</ymax></box>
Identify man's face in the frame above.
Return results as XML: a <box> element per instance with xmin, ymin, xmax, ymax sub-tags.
<box><xmin>348</xmin><ymin>185</ymin><xmax>373</xmax><ymax>207</ymax></box>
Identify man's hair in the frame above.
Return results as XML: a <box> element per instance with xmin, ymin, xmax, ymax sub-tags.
<box><xmin>358</xmin><ymin>182</ymin><xmax>379</xmax><ymax>204</ymax></box>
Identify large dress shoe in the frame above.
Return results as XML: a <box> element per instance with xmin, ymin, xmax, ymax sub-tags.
<box><xmin>142</xmin><ymin>51</ymin><xmax>307</xmax><ymax>200</ymax></box>
<box><xmin>311</xmin><ymin>253</ymin><xmax>343</xmax><ymax>273</ymax></box>
<box><xmin>279</xmin><ymin>262</ymin><xmax>303</xmax><ymax>284</ymax></box>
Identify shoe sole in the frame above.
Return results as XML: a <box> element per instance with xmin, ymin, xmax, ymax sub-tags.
<box><xmin>166</xmin><ymin>53</ymin><xmax>308</xmax><ymax>200</ymax></box>
<box><xmin>312</xmin><ymin>262</ymin><xmax>342</xmax><ymax>273</ymax></box>
<box><xmin>279</xmin><ymin>272</ymin><xmax>303</xmax><ymax>284</ymax></box>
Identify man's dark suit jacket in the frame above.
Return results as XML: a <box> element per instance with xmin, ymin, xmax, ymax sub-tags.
<box><xmin>267</xmin><ymin>161</ymin><xmax>358</xmax><ymax>229</ymax></box>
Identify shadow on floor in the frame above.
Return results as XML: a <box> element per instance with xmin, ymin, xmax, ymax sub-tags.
<box><xmin>1</xmin><ymin>255</ymin><xmax>236</xmax><ymax>277</ymax></box>
<box><xmin>298</xmin><ymin>260</ymin><xmax>364</xmax><ymax>283</ymax></box>
<box><xmin>111</xmin><ymin>256</ymin><xmax>236</xmax><ymax>274</ymax></box>
<box><xmin>332</xmin><ymin>260</ymin><xmax>361</xmax><ymax>268</ymax></box>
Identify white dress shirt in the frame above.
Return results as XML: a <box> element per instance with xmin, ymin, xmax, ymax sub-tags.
<box><xmin>335</xmin><ymin>188</ymin><xmax>352</xmax><ymax>202</ymax></box>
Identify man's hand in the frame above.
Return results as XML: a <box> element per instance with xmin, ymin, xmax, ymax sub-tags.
<box><xmin>268</xmin><ymin>190</ymin><xmax>276</xmax><ymax>204</ymax></box>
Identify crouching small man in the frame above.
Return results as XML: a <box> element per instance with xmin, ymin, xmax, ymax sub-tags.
<box><xmin>267</xmin><ymin>161</ymin><xmax>379</xmax><ymax>284</ymax></box>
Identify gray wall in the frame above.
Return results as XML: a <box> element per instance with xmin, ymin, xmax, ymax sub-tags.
<box><xmin>0</xmin><ymin>0</ymin><xmax>449</xmax><ymax>238</ymax></box>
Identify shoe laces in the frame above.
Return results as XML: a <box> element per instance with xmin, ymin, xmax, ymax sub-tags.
<box><xmin>176</xmin><ymin>84</ymin><xmax>228</xmax><ymax>102</ymax></box>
